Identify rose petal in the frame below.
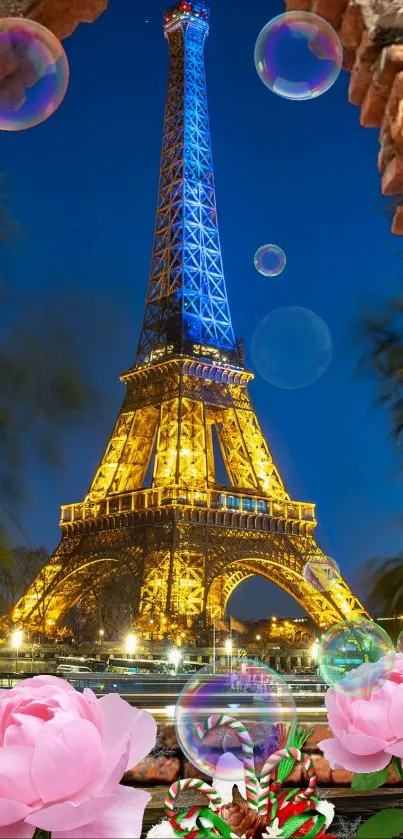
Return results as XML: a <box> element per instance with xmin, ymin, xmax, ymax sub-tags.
<box><xmin>32</xmin><ymin>719</ymin><xmax>103</xmax><ymax>803</ymax></box>
<box><xmin>83</xmin><ymin>734</ymin><xmax>130</xmax><ymax>800</ymax></box>
<box><xmin>4</xmin><ymin>715</ymin><xmax>46</xmax><ymax>748</ymax></box>
<box><xmin>388</xmin><ymin>683</ymin><xmax>403</xmax><ymax>739</ymax></box>
<box><xmin>98</xmin><ymin>695</ymin><xmax>157</xmax><ymax>770</ymax></box>
<box><xmin>25</xmin><ymin>795</ymin><xmax>117</xmax><ymax>831</ymax></box>
<box><xmin>349</xmin><ymin>699</ymin><xmax>395</xmax><ymax>740</ymax></box>
<box><xmin>318</xmin><ymin>737</ymin><xmax>390</xmax><ymax>772</ymax></box>
<box><xmin>51</xmin><ymin>787</ymin><xmax>151</xmax><ymax>839</ymax></box>
<box><xmin>338</xmin><ymin>730</ymin><xmax>389</xmax><ymax>756</ymax></box>
<box><xmin>325</xmin><ymin>691</ymin><xmax>350</xmax><ymax>731</ymax></box>
<box><xmin>14</xmin><ymin>676</ymin><xmax>75</xmax><ymax>694</ymax></box>
<box><xmin>0</xmin><ymin>821</ymin><xmax>35</xmax><ymax>838</ymax></box>
<box><xmin>0</xmin><ymin>746</ymin><xmax>38</xmax><ymax>804</ymax></box>
<box><xmin>0</xmin><ymin>799</ymin><xmax>33</xmax><ymax>828</ymax></box>
<box><xmin>385</xmin><ymin>741</ymin><xmax>403</xmax><ymax>759</ymax></box>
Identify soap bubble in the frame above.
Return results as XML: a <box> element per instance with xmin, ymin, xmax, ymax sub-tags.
<box><xmin>318</xmin><ymin>619</ymin><xmax>395</xmax><ymax>696</ymax></box>
<box><xmin>254</xmin><ymin>244</ymin><xmax>286</xmax><ymax>277</ymax></box>
<box><xmin>303</xmin><ymin>555</ymin><xmax>340</xmax><ymax>593</ymax></box>
<box><xmin>0</xmin><ymin>17</ymin><xmax>69</xmax><ymax>130</ymax></box>
<box><xmin>251</xmin><ymin>306</ymin><xmax>332</xmax><ymax>390</ymax></box>
<box><xmin>396</xmin><ymin>630</ymin><xmax>403</xmax><ymax>652</ymax></box>
<box><xmin>254</xmin><ymin>11</ymin><xmax>342</xmax><ymax>101</ymax></box>
<box><xmin>175</xmin><ymin>659</ymin><xmax>296</xmax><ymax>780</ymax></box>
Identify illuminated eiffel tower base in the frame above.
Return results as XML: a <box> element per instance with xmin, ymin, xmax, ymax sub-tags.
<box><xmin>13</xmin><ymin>1</ymin><xmax>368</xmax><ymax>638</ymax></box>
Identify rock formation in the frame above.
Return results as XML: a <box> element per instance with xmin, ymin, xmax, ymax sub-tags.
<box><xmin>0</xmin><ymin>0</ymin><xmax>108</xmax><ymax>40</ymax></box>
<box><xmin>285</xmin><ymin>0</ymin><xmax>403</xmax><ymax>234</ymax></box>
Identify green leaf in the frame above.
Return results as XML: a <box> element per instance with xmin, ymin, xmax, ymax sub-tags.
<box><xmin>357</xmin><ymin>809</ymin><xmax>403</xmax><ymax>838</ymax></box>
<box><xmin>32</xmin><ymin>830</ymin><xmax>51</xmax><ymax>839</ymax></box>
<box><xmin>351</xmin><ymin>765</ymin><xmax>390</xmax><ymax>791</ymax></box>
<box><xmin>392</xmin><ymin>757</ymin><xmax>403</xmax><ymax>782</ymax></box>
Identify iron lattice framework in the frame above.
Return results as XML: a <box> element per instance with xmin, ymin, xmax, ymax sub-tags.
<box><xmin>13</xmin><ymin>1</ymin><xmax>369</xmax><ymax>637</ymax></box>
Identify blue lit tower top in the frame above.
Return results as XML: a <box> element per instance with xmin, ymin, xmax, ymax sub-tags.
<box><xmin>135</xmin><ymin>1</ymin><xmax>240</xmax><ymax>368</ymax></box>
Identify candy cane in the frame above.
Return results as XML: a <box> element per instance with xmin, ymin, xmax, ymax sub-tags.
<box><xmin>195</xmin><ymin>713</ymin><xmax>259</xmax><ymax>813</ymax></box>
<box><xmin>258</xmin><ymin>747</ymin><xmax>317</xmax><ymax>819</ymax></box>
<box><xmin>164</xmin><ymin>778</ymin><xmax>222</xmax><ymax>819</ymax></box>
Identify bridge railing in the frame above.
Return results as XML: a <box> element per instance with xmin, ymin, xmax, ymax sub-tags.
<box><xmin>61</xmin><ymin>488</ymin><xmax>315</xmax><ymax>525</ymax></box>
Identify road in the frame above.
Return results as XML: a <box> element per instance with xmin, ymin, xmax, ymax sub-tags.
<box><xmin>0</xmin><ymin>670</ymin><xmax>327</xmax><ymax>723</ymax></box>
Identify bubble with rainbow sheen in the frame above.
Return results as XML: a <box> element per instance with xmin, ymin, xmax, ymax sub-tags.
<box><xmin>303</xmin><ymin>554</ymin><xmax>340</xmax><ymax>594</ymax></box>
<box><xmin>396</xmin><ymin>630</ymin><xmax>403</xmax><ymax>652</ymax></box>
<box><xmin>251</xmin><ymin>306</ymin><xmax>332</xmax><ymax>390</ymax></box>
<box><xmin>175</xmin><ymin>658</ymin><xmax>296</xmax><ymax>781</ymax></box>
<box><xmin>0</xmin><ymin>18</ymin><xmax>69</xmax><ymax>131</ymax></box>
<box><xmin>254</xmin><ymin>244</ymin><xmax>286</xmax><ymax>277</ymax></box>
<box><xmin>254</xmin><ymin>11</ymin><xmax>342</xmax><ymax>101</ymax></box>
<box><xmin>318</xmin><ymin>619</ymin><xmax>395</xmax><ymax>697</ymax></box>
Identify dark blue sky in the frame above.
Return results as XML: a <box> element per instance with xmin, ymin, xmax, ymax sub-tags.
<box><xmin>3</xmin><ymin>0</ymin><xmax>403</xmax><ymax>618</ymax></box>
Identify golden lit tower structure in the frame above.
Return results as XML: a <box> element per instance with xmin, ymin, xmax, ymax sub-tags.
<box><xmin>14</xmin><ymin>1</ymin><xmax>368</xmax><ymax>635</ymax></box>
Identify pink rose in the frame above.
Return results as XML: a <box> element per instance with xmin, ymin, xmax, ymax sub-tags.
<box><xmin>0</xmin><ymin>674</ymin><xmax>157</xmax><ymax>838</ymax></box>
<box><xmin>319</xmin><ymin>654</ymin><xmax>403</xmax><ymax>774</ymax></box>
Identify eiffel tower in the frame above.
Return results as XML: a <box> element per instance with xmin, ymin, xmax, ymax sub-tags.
<box><xmin>13</xmin><ymin>0</ymin><xmax>368</xmax><ymax>638</ymax></box>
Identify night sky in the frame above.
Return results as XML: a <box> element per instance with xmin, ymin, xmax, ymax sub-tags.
<box><xmin>2</xmin><ymin>0</ymin><xmax>403</xmax><ymax>619</ymax></box>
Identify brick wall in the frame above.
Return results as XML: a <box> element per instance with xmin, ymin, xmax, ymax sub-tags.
<box><xmin>123</xmin><ymin>722</ymin><xmax>402</xmax><ymax>787</ymax></box>
<box><xmin>284</xmin><ymin>0</ymin><xmax>403</xmax><ymax>235</ymax></box>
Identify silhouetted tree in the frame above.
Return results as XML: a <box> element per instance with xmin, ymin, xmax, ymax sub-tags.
<box><xmin>0</xmin><ymin>546</ymin><xmax>48</xmax><ymax>615</ymax></box>
<box><xmin>359</xmin><ymin>296</ymin><xmax>403</xmax><ymax>617</ymax></box>
<box><xmin>359</xmin><ymin>296</ymin><xmax>403</xmax><ymax>444</ymax></box>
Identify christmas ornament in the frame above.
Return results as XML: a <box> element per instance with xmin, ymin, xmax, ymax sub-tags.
<box><xmin>147</xmin><ymin>715</ymin><xmax>336</xmax><ymax>839</ymax></box>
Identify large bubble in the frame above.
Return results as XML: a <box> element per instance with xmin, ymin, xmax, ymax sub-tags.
<box><xmin>303</xmin><ymin>554</ymin><xmax>340</xmax><ymax>594</ymax></box>
<box><xmin>254</xmin><ymin>244</ymin><xmax>286</xmax><ymax>277</ymax></box>
<box><xmin>175</xmin><ymin>659</ymin><xmax>296</xmax><ymax>781</ymax></box>
<box><xmin>397</xmin><ymin>630</ymin><xmax>403</xmax><ymax>652</ymax></box>
<box><xmin>254</xmin><ymin>11</ymin><xmax>342</xmax><ymax>101</ymax></box>
<box><xmin>318</xmin><ymin>619</ymin><xmax>395</xmax><ymax>697</ymax></box>
<box><xmin>251</xmin><ymin>306</ymin><xmax>332</xmax><ymax>390</ymax></box>
<box><xmin>0</xmin><ymin>18</ymin><xmax>69</xmax><ymax>131</ymax></box>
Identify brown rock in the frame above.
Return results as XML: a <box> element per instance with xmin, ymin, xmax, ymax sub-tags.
<box><xmin>360</xmin><ymin>80</ymin><xmax>389</xmax><ymax>127</ymax></box>
<box><xmin>349</xmin><ymin>34</ymin><xmax>377</xmax><ymax>105</ymax></box>
<box><xmin>183</xmin><ymin>760</ymin><xmax>211</xmax><ymax>783</ymax></box>
<box><xmin>376</xmin><ymin>45</ymin><xmax>403</xmax><ymax>89</ymax></box>
<box><xmin>312</xmin><ymin>0</ymin><xmax>348</xmax><ymax>30</ymax></box>
<box><xmin>27</xmin><ymin>0</ymin><xmax>108</xmax><ymax>40</ymax></box>
<box><xmin>304</xmin><ymin>724</ymin><xmax>332</xmax><ymax>750</ymax></box>
<box><xmin>382</xmin><ymin>153</ymin><xmax>403</xmax><ymax>193</ymax></box>
<box><xmin>343</xmin><ymin>47</ymin><xmax>356</xmax><ymax>72</ymax></box>
<box><xmin>285</xmin><ymin>762</ymin><xmax>302</xmax><ymax>784</ymax></box>
<box><xmin>310</xmin><ymin>752</ymin><xmax>332</xmax><ymax>784</ymax></box>
<box><xmin>157</xmin><ymin>724</ymin><xmax>179</xmax><ymax>751</ymax></box>
<box><xmin>340</xmin><ymin>1</ymin><xmax>364</xmax><ymax>49</ymax></box>
<box><xmin>378</xmin><ymin>136</ymin><xmax>396</xmax><ymax>173</ymax></box>
<box><xmin>0</xmin><ymin>0</ymin><xmax>31</xmax><ymax>13</ymax></box>
<box><xmin>392</xmin><ymin>205</ymin><xmax>403</xmax><ymax>235</ymax></box>
<box><xmin>389</xmin><ymin>73</ymin><xmax>403</xmax><ymax>144</ymax></box>
<box><xmin>330</xmin><ymin>767</ymin><xmax>353</xmax><ymax>785</ymax></box>
<box><xmin>123</xmin><ymin>756</ymin><xmax>181</xmax><ymax>785</ymax></box>
<box><xmin>284</xmin><ymin>0</ymin><xmax>312</xmax><ymax>11</ymax></box>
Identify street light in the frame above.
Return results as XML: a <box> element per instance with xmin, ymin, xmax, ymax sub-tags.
<box><xmin>225</xmin><ymin>638</ymin><xmax>233</xmax><ymax>675</ymax></box>
<box><xmin>125</xmin><ymin>633</ymin><xmax>137</xmax><ymax>659</ymax></box>
<box><xmin>98</xmin><ymin>628</ymin><xmax>104</xmax><ymax>648</ymax></box>
<box><xmin>256</xmin><ymin>634</ymin><xmax>261</xmax><ymax>641</ymax></box>
<box><xmin>11</xmin><ymin>629</ymin><xmax>23</xmax><ymax>673</ymax></box>
<box><xmin>168</xmin><ymin>648</ymin><xmax>181</xmax><ymax>675</ymax></box>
